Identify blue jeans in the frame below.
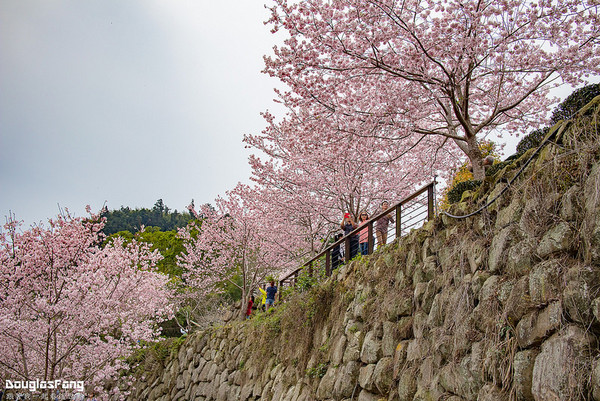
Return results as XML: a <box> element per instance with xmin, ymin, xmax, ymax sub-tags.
<box><xmin>360</xmin><ymin>242</ymin><xmax>368</xmax><ymax>255</ymax></box>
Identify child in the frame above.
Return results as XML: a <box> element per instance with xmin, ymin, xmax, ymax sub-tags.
<box><xmin>246</xmin><ymin>295</ymin><xmax>255</xmax><ymax>319</ymax></box>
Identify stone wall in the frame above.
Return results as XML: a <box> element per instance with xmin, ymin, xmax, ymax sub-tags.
<box><xmin>119</xmin><ymin>99</ymin><xmax>600</xmax><ymax>400</ymax></box>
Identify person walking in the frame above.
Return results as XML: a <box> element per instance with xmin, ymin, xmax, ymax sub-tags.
<box><xmin>375</xmin><ymin>201</ymin><xmax>395</xmax><ymax>247</ymax></box>
<box><xmin>265</xmin><ymin>282</ymin><xmax>277</xmax><ymax>311</ymax></box>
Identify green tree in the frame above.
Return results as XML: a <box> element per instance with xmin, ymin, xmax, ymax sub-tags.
<box><xmin>105</xmin><ymin>227</ymin><xmax>185</xmax><ymax>278</ymax></box>
<box><xmin>551</xmin><ymin>83</ymin><xmax>600</xmax><ymax>123</ymax></box>
<box><xmin>102</xmin><ymin>199</ymin><xmax>194</xmax><ymax>235</ymax></box>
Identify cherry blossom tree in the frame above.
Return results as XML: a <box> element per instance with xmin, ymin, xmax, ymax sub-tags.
<box><xmin>178</xmin><ymin>184</ymin><xmax>284</xmax><ymax>318</ymax></box>
<box><xmin>0</xmin><ymin>213</ymin><xmax>175</xmax><ymax>400</ymax></box>
<box><xmin>264</xmin><ymin>0</ymin><xmax>600</xmax><ymax>179</ymax></box>
<box><xmin>244</xmin><ymin>103</ymin><xmax>456</xmax><ymax>263</ymax></box>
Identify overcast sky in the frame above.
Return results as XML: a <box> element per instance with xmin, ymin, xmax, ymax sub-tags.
<box><xmin>1</xmin><ymin>0</ymin><xmax>285</xmax><ymax>226</ymax></box>
<box><xmin>1</xmin><ymin>1</ymin><xmax>598</xmax><ymax>227</ymax></box>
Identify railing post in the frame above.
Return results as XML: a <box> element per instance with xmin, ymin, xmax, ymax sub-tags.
<box><xmin>368</xmin><ymin>222</ymin><xmax>374</xmax><ymax>254</ymax></box>
<box><xmin>275</xmin><ymin>181</ymin><xmax>437</xmax><ymax>298</ymax></box>
<box><xmin>345</xmin><ymin>236</ymin><xmax>351</xmax><ymax>264</ymax></box>
<box><xmin>278</xmin><ymin>280</ymin><xmax>283</xmax><ymax>302</ymax></box>
<box><xmin>427</xmin><ymin>183</ymin><xmax>434</xmax><ymax>220</ymax></box>
<box><xmin>396</xmin><ymin>204</ymin><xmax>402</xmax><ymax>239</ymax></box>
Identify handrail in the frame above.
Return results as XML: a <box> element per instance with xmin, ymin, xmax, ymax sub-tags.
<box><xmin>279</xmin><ymin>180</ymin><xmax>436</xmax><ymax>286</ymax></box>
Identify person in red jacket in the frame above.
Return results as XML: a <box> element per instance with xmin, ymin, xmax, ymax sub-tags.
<box><xmin>246</xmin><ymin>295</ymin><xmax>255</xmax><ymax>319</ymax></box>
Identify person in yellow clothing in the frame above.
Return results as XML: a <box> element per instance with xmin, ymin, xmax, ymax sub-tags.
<box><xmin>258</xmin><ymin>287</ymin><xmax>267</xmax><ymax>311</ymax></box>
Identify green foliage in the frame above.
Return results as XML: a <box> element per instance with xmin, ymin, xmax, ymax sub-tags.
<box><xmin>139</xmin><ymin>227</ymin><xmax>186</xmax><ymax>277</ymax></box>
<box><xmin>126</xmin><ymin>336</ymin><xmax>187</xmax><ymax>374</ymax></box>
<box><xmin>297</xmin><ymin>281</ymin><xmax>336</xmax><ymax>326</ymax></box>
<box><xmin>102</xmin><ymin>199</ymin><xmax>194</xmax><ymax>236</ymax></box>
<box><xmin>446</xmin><ymin>180</ymin><xmax>482</xmax><ymax>204</ymax></box>
<box><xmin>106</xmin><ymin>227</ymin><xmax>185</xmax><ymax>278</ymax></box>
<box><xmin>159</xmin><ymin>318</ymin><xmax>182</xmax><ymax>338</ymax></box>
<box><xmin>516</xmin><ymin>127</ymin><xmax>549</xmax><ymax>154</ymax></box>
<box><xmin>439</xmin><ymin>140</ymin><xmax>499</xmax><ymax>209</ymax></box>
<box><xmin>215</xmin><ymin>273</ymin><xmax>243</xmax><ymax>302</ymax></box>
<box><xmin>306</xmin><ymin>362</ymin><xmax>329</xmax><ymax>379</ymax></box>
<box><xmin>250</xmin><ymin>303</ymin><xmax>283</xmax><ymax>334</ymax></box>
<box><xmin>551</xmin><ymin>83</ymin><xmax>600</xmax><ymax>123</ymax></box>
<box><xmin>485</xmin><ymin>160</ymin><xmax>511</xmax><ymax>177</ymax></box>
<box><xmin>279</xmin><ymin>285</ymin><xmax>294</xmax><ymax>301</ymax></box>
<box><xmin>503</xmin><ymin>152</ymin><xmax>522</xmax><ymax>163</ymax></box>
<box><xmin>304</xmin><ymin>300</ymin><xmax>318</xmax><ymax>324</ymax></box>
<box><xmin>295</xmin><ymin>266</ymin><xmax>326</xmax><ymax>293</ymax></box>
<box><xmin>507</xmin><ymin>84</ymin><xmax>600</xmax><ymax>162</ymax></box>
<box><xmin>500</xmin><ymin>84</ymin><xmax>600</xmax><ymax>171</ymax></box>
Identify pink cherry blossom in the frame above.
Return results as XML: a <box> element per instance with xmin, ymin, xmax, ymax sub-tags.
<box><xmin>0</xmin><ymin>214</ymin><xmax>175</xmax><ymax>400</ymax></box>
<box><xmin>263</xmin><ymin>0</ymin><xmax>600</xmax><ymax>179</ymax></box>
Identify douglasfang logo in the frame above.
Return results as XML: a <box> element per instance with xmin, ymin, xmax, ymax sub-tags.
<box><xmin>5</xmin><ymin>379</ymin><xmax>84</xmax><ymax>393</ymax></box>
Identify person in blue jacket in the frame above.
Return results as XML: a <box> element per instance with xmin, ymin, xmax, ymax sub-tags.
<box><xmin>265</xmin><ymin>281</ymin><xmax>277</xmax><ymax>311</ymax></box>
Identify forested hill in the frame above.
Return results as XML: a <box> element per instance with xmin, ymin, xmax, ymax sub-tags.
<box><xmin>101</xmin><ymin>199</ymin><xmax>194</xmax><ymax>235</ymax></box>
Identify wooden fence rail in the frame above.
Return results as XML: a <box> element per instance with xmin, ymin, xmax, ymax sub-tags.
<box><xmin>279</xmin><ymin>181</ymin><xmax>437</xmax><ymax>292</ymax></box>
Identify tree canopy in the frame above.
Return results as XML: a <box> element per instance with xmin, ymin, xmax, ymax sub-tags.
<box><xmin>263</xmin><ymin>0</ymin><xmax>600</xmax><ymax>179</ymax></box>
<box><xmin>101</xmin><ymin>199</ymin><xmax>194</xmax><ymax>235</ymax></box>
<box><xmin>0</xmin><ymin>213</ymin><xmax>174</xmax><ymax>399</ymax></box>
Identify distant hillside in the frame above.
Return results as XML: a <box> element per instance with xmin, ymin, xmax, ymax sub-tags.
<box><xmin>102</xmin><ymin>199</ymin><xmax>194</xmax><ymax>235</ymax></box>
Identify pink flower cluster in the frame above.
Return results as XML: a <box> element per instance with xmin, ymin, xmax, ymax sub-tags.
<box><xmin>0</xmin><ymin>215</ymin><xmax>175</xmax><ymax>400</ymax></box>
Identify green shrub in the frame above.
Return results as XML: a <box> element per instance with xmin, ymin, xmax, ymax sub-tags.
<box><xmin>295</xmin><ymin>266</ymin><xmax>325</xmax><ymax>292</ymax></box>
<box><xmin>503</xmin><ymin>152</ymin><xmax>522</xmax><ymax>163</ymax></box>
<box><xmin>251</xmin><ymin>305</ymin><xmax>282</xmax><ymax>334</ymax></box>
<box><xmin>485</xmin><ymin>161</ymin><xmax>511</xmax><ymax>177</ymax></box>
<box><xmin>438</xmin><ymin>141</ymin><xmax>499</xmax><ymax>210</ymax></box>
<box><xmin>126</xmin><ymin>336</ymin><xmax>187</xmax><ymax>375</ymax></box>
<box><xmin>551</xmin><ymin>83</ymin><xmax>600</xmax><ymax>123</ymax></box>
<box><xmin>446</xmin><ymin>180</ymin><xmax>482</xmax><ymax>204</ymax></box>
<box><xmin>516</xmin><ymin>127</ymin><xmax>549</xmax><ymax>154</ymax></box>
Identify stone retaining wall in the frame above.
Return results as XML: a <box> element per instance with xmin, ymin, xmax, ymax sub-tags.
<box><xmin>118</xmin><ymin>100</ymin><xmax>600</xmax><ymax>401</ymax></box>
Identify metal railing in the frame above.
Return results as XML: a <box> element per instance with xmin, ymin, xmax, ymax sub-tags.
<box><xmin>279</xmin><ymin>181</ymin><xmax>436</xmax><ymax>291</ymax></box>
